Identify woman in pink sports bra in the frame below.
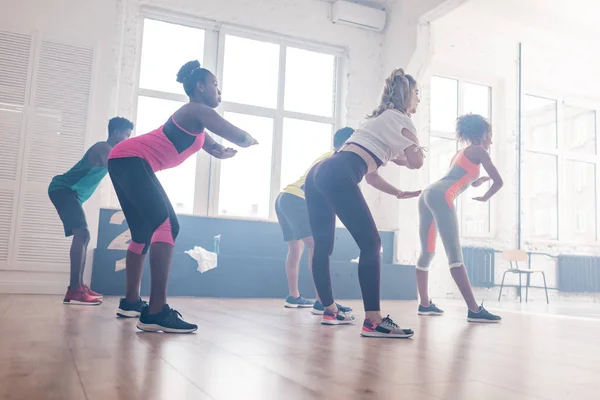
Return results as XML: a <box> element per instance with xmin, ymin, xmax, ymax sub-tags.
<box><xmin>415</xmin><ymin>113</ymin><xmax>504</xmax><ymax>323</ymax></box>
<box><xmin>108</xmin><ymin>60</ymin><xmax>258</xmax><ymax>333</ymax></box>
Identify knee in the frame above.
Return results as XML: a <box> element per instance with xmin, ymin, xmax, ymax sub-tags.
<box><xmin>359</xmin><ymin>234</ymin><xmax>381</xmax><ymax>255</ymax></box>
<box><xmin>416</xmin><ymin>252</ymin><xmax>435</xmax><ymax>271</ymax></box>
<box><xmin>74</xmin><ymin>228</ymin><xmax>90</xmax><ymax>244</ymax></box>
<box><xmin>150</xmin><ymin>216</ymin><xmax>178</xmax><ymax>246</ymax></box>
<box><xmin>313</xmin><ymin>237</ymin><xmax>334</xmax><ymax>257</ymax></box>
<box><xmin>288</xmin><ymin>240</ymin><xmax>304</xmax><ymax>256</ymax></box>
<box><xmin>170</xmin><ymin>217</ymin><xmax>180</xmax><ymax>241</ymax></box>
<box><xmin>301</xmin><ymin>236</ymin><xmax>314</xmax><ymax>249</ymax></box>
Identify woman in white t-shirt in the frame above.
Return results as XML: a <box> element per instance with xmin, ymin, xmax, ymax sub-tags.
<box><xmin>304</xmin><ymin>68</ymin><xmax>424</xmax><ymax>338</ymax></box>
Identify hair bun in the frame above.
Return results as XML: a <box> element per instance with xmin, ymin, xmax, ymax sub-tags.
<box><xmin>176</xmin><ymin>60</ymin><xmax>202</xmax><ymax>83</ymax></box>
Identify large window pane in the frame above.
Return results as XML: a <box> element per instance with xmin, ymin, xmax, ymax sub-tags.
<box><xmin>462</xmin><ymin>82</ymin><xmax>490</xmax><ymax>118</ymax></box>
<box><xmin>461</xmin><ymin>191</ymin><xmax>490</xmax><ymax>235</ymax></box>
<box><xmin>280</xmin><ymin>118</ymin><xmax>332</xmax><ymax>191</ymax></box>
<box><xmin>221</xmin><ymin>35</ymin><xmax>279</xmax><ymax>108</ymax></box>
<box><xmin>563</xmin><ymin>105</ymin><xmax>596</xmax><ymax>155</ymax></box>
<box><xmin>284</xmin><ymin>47</ymin><xmax>335</xmax><ymax>117</ymax></box>
<box><xmin>523</xmin><ymin>95</ymin><xmax>557</xmax><ymax>150</ymax></box>
<box><xmin>135</xmin><ymin>96</ymin><xmax>195</xmax><ymax>214</ymax></box>
<box><xmin>139</xmin><ymin>19</ymin><xmax>205</xmax><ymax>95</ymax></box>
<box><xmin>429</xmin><ymin>136</ymin><xmax>456</xmax><ymax>182</ymax></box>
<box><xmin>430</xmin><ymin>76</ymin><xmax>458</xmax><ymax>132</ymax></box>
<box><xmin>564</xmin><ymin>161</ymin><xmax>596</xmax><ymax>242</ymax></box>
<box><xmin>218</xmin><ymin>112</ymin><xmax>274</xmax><ymax>218</ymax></box>
<box><xmin>523</xmin><ymin>152</ymin><xmax>558</xmax><ymax>240</ymax></box>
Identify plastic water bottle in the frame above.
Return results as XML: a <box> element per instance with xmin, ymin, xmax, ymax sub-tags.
<box><xmin>213</xmin><ymin>234</ymin><xmax>221</xmax><ymax>254</ymax></box>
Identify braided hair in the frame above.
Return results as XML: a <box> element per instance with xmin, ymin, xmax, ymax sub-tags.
<box><xmin>368</xmin><ymin>68</ymin><xmax>416</xmax><ymax>118</ymax></box>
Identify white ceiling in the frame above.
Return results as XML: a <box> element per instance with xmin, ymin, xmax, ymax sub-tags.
<box><xmin>462</xmin><ymin>0</ymin><xmax>600</xmax><ymax>35</ymax></box>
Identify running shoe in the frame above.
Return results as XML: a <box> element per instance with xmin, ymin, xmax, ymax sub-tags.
<box><xmin>361</xmin><ymin>315</ymin><xmax>414</xmax><ymax>338</ymax></box>
<box><xmin>311</xmin><ymin>301</ymin><xmax>353</xmax><ymax>315</ymax></box>
<box><xmin>137</xmin><ymin>305</ymin><xmax>198</xmax><ymax>333</ymax></box>
<box><xmin>63</xmin><ymin>287</ymin><xmax>102</xmax><ymax>306</ymax></box>
<box><xmin>284</xmin><ymin>295</ymin><xmax>315</xmax><ymax>308</ymax></box>
<box><xmin>321</xmin><ymin>309</ymin><xmax>356</xmax><ymax>325</ymax></box>
<box><xmin>82</xmin><ymin>284</ymin><xmax>103</xmax><ymax>299</ymax></box>
<box><xmin>467</xmin><ymin>304</ymin><xmax>501</xmax><ymax>323</ymax></box>
<box><xmin>117</xmin><ymin>297</ymin><xmax>148</xmax><ymax>318</ymax></box>
<box><xmin>418</xmin><ymin>300</ymin><xmax>444</xmax><ymax>316</ymax></box>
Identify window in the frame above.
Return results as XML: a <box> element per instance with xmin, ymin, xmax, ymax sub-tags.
<box><xmin>217</xmin><ymin>112</ymin><xmax>274</xmax><ymax>218</ymax></box>
<box><xmin>429</xmin><ymin>76</ymin><xmax>492</xmax><ymax>236</ymax></box>
<box><xmin>136</xmin><ymin>19</ymin><xmax>206</xmax><ymax>213</ymax></box>
<box><xmin>523</xmin><ymin>95</ymin><xmax>599</xmax><ymax>243</ymax></box>
<box><xmin>217</xmin><ymin>34</ymin><xmax>338</xmax><ymax>219</ymax></box>
<box><xmin>134</xmin><ymin>17</ymin><xmax>341</xmax><ymax>219</ymax></box>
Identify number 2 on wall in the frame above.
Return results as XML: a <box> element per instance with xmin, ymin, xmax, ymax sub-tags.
<box><xmin>108</xmin><ymin>211</ymin><xmax>130</xmax><ymax>272</ymax></box>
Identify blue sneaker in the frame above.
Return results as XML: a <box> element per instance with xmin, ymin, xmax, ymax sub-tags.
<box><xmin>311</xmin><ymin>301</ymin><xmax>353</xmax><ymax>315</ymax></box>
<box><xmin>284</xmin><ymin>295</ymin><xmax>315</xmax><ymax>308</ymax></box>
<box><xmin>418</xmin><ymin>300</ymin><xmax>444</xmax><ymax>316</ymax></box>
<box><xmin>467</xmin><ymin>304</ymin><xmax>501</xmax><ymax>323</ymax></box>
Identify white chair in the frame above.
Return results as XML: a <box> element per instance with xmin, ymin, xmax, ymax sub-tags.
<box><xmin>498</xmin><ymin>250</ymin><xmax>549</xmax><ymax>304</ymax></box>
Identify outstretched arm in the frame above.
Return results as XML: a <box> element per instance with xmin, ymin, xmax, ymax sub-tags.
<box><xmin>365</xmin><ymin>170</ymin><xmax>421</xmax><ymax>199</ymax></box>
<box><xmin>202</xmin><ymin>134</ymin><xmax>237</xmax><ymax>159</ymax></box>
<box><xmin>191</xmin><ymin>103</ymin><xmax>258</xmax><ymax>147</ymax></box>
<box><xmin>472</xmin><ymin>148</ymin><xmax>503</xmax><ymax>202</ymax></box>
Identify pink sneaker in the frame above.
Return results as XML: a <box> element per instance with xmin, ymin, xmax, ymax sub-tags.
<box><xmin>82</xmin><ymin>284</ymin><xmax>103</xmax><ymax>299</ymax></box>
<box><xmin>63</xmin><ymin>287</ymin><xmax>102</xmax><ymax>305</ymax></box>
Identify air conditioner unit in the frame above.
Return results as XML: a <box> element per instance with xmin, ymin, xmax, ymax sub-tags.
<box><xmin>330</xmin><ymin>0</ymin><xmax>386</xmax><ymax>32</ymax></box>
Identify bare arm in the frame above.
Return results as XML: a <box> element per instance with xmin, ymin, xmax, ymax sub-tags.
<box><xmin>192</xmin><ymin>104</ymin><xmax>257</xmax><ymax>147</ymax></box>
<box><xmin>88</xmin><ymin>143</ymin><xmax>112</xmax><ymax>167</ymax></box>
<box><xmin>202</xmin><ymin>134</ymin><xmax>237</xmax><ymax>159</ymax></box>
<box><xmin>401</xmin><ymin>128</ymin><xmax>425</xmax><ymax>170</ymax></box>
<box><xmin>472</xmin><ymin>147</ymin><xmax>503</xmax><ymax>202</ymax></box>
<box><xmin>365</xmin><ymin>170</ymin><xmax>421</xmax><ymax>199</ymax></box>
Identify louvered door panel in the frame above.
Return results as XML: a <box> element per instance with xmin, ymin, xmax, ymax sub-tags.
<box><xmin>0</xmin><ymin>30</ymin><xmax>32</xmax><ymax>267</ymax></box>
<box><xmin>0</xmin><ymin>31</ymin><xmax>31</xmax><ymax>105</ymax></box>
<box><xmin>27</xmin><ymin>41</ymin><xmax>93</xmax><ymax>183</ymax></box>
<box><xmin>0</xmin><ymin>109</ymin><xmax>23</xmax><ymax>182</ymax></box>
<box><xmin>0</xmin><ymin>190</ymin><xmax>14</xmax><ymax>262</ymax></box>
<box><xmin>17</xmin><ymin>191</ymin><xmax>70</xmax><ymax>263</ymax></box>
<box><xmin>15</xmin><ymin>39</ymin><xmax>94</xmax><ymax>267</ymax></box>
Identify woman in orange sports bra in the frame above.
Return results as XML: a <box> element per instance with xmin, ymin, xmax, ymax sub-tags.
<box><xmin>415</xmin><ymin>113</ymin><xmax>504</xmax><ymax>323</ymax></box>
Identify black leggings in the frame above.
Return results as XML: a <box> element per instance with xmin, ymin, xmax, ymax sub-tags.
<box><xmin>108</xmin><ymin>157</ymin><xmax>179</xmax><ymax>255</ymax></box>
<box><xmin>305</xmin><ymin>151</ymin><xmax>381</xmax><ymax>312</ymax></box>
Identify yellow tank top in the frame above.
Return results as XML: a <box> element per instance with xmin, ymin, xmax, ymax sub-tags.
<box><xmin>282</xmin><ymin>151</ymin><xmax>334</xmax><ymax>199</ymax></box>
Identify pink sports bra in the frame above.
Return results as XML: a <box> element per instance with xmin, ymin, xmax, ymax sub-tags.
<box><xmin>109</xmin><ymin>116</ymin><xmax>205</xmax><ymax>172</ymax></box>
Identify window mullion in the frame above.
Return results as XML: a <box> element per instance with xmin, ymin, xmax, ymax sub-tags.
<box><xmin>269</xmin><ymin>45</ymin><xmax>287</xmax><ymax>219</ymax></box>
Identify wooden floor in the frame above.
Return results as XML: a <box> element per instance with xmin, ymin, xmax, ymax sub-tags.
<box><xmin>1</xmin><ymin>296</ymin><xmax>600</xmax><ymax>400</ymax></box>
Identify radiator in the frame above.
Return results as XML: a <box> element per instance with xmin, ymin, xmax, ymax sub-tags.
<box><xmin>558</xmin><ymin>255</ymin><xmax>600</xmax><ymax>292</ymax></box>
<box><xmin>462</xmin><ymin>247</ymin><xmax>495</xmax><ymax>288</ymax></box>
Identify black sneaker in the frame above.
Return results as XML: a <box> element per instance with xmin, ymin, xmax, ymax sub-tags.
<box><xmin>418</xmin><ymin>300</ymin><xmax>444</xmax><ymax>316</ymax></box>
<box><xmin>116</xmin><ymin>298</ymin><xmax>148</xmax><ymax>318</ymax></box>
<box><xmin>136</xmin><ymin>304</ymin><xmax>198</xmax><ymax>333</ymax></box>
<box><xmin>467</xmin><ymin>304</ymin><xmax>501</xmax><ymax>323</ymax></box>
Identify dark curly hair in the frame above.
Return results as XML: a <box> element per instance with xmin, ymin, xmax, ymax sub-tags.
<box><xmin>176</xmin><ymin>60</ymin><xmax>213</xmax><ymax>98</ymax></box>
<box><xmin>456</xmin><ymin>113</ymin><xmax>490</xmax><ymax>145</ymax></box>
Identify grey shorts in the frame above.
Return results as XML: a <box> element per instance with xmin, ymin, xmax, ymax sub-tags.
<box><xmin>275</xmin><ymin>193</ymin><xmax>312</xmax><ymax>242</ymax></box>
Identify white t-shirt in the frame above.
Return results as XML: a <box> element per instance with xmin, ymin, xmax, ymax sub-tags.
<box><xmin>348</xmin><ymin>109</ymin><xmax>418</xmax><ymax>165</ymax></box>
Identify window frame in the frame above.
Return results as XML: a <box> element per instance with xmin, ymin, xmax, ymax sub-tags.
<box><xmin>522</xmin><ymin>88</ymin><xmax>600</xmax><ymax>246</ymax></box>
<box><xmin>429</xmin><ymin>74</ymin><xmax>493</xmax><ymax>239</ymax></box>
<box><xmin>131</xmin><ymin>8</ymin><xmax>345</xmax><ymax>221</ymax></box>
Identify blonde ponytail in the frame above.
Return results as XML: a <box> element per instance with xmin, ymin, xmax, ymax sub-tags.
<box><xmin>368</xmin><ymin>68</ymin><xmax>415</xmax><ymax>118</ymax></box>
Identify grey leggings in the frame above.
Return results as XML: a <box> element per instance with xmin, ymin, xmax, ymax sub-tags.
<box><xmin>416</xmin><ymin>189</ymin><xmax>463</xmax><ymax>270</ymax></box>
